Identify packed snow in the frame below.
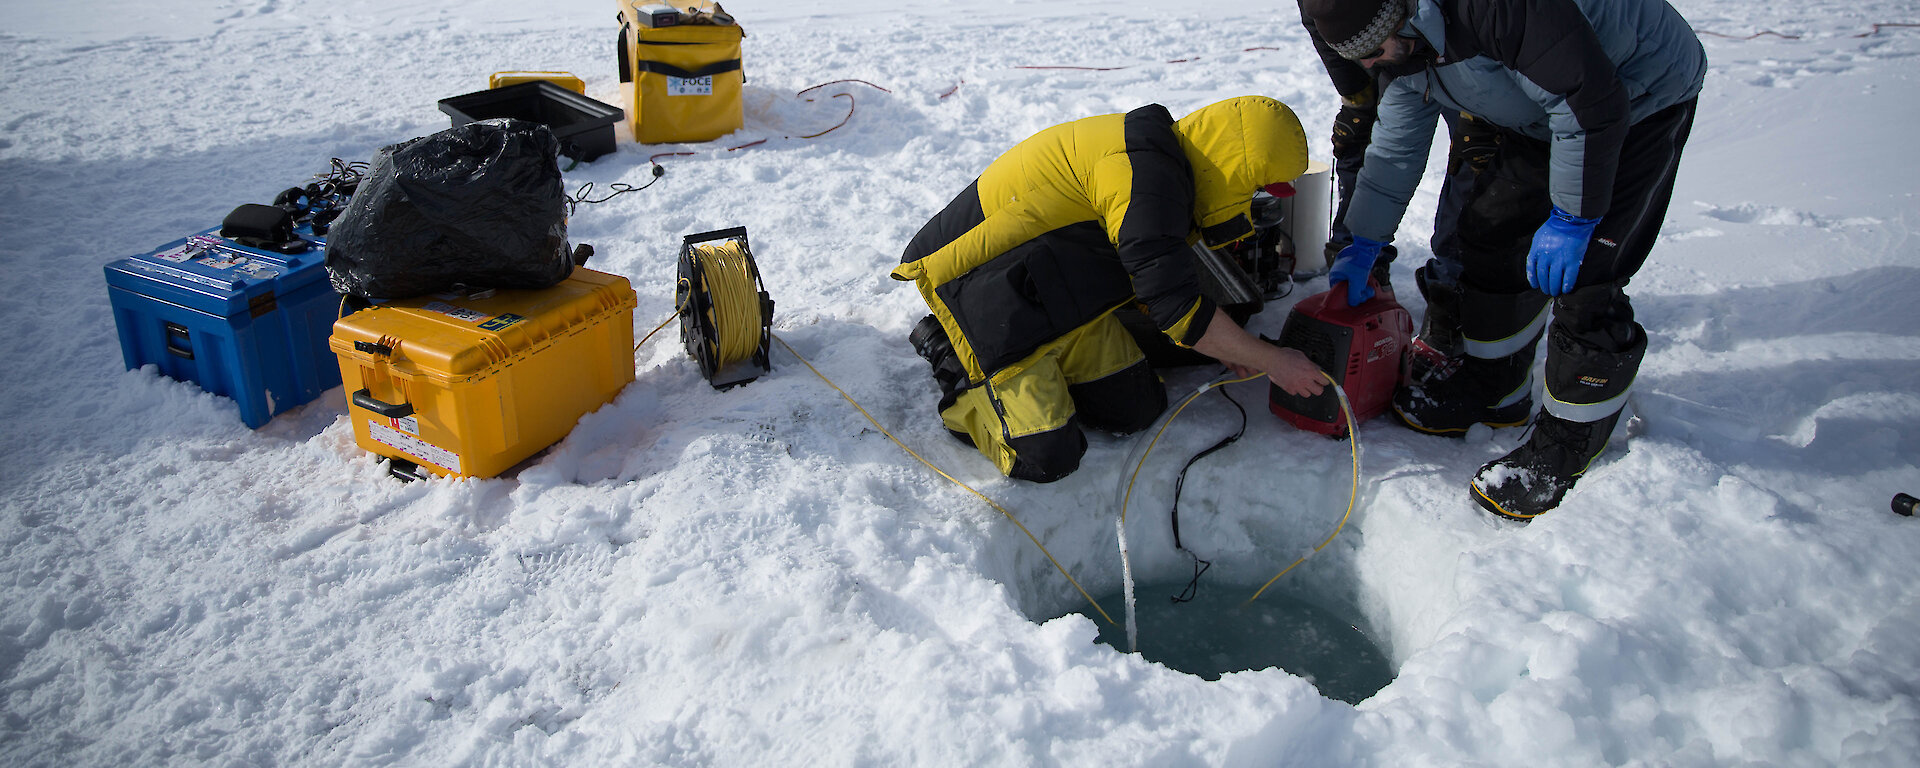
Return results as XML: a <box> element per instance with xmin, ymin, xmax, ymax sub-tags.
<box><xmin>2</xmin><ymin>0</ymin><xmax>1917</xmax><ymax>765</ymax></box>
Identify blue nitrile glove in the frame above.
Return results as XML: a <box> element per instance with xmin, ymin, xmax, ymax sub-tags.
<box><xmin>1329</xmin><ymin>236</ymin><xmax>1387</xmax><ymax>306</ymax></box>
<box><xmin>1527</xmin><ymin>206</ymin><xmax>1602</xmax><ymax>296</ymax></box>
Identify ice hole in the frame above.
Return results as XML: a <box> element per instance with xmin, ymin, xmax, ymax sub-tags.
<box><xmin>1057</xmin><ymin>580</ymin><xmax>1394</xmax><ymax>704</ymax></box>
<box><xmin>1005</xmin><ymin>381</ymin><xmax>1400</xmax><ymax>705</ymax></box>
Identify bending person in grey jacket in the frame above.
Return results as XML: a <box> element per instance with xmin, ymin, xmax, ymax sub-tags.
<box><xmin>1300</xmin><ymin>0</ymin><xmax>1706</xmax><ymax>520</ymax></box>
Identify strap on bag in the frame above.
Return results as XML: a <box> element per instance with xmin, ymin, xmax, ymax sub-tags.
<box><xmin>630</xmin><ymin>58</ymin><xmax>742</xmax><ymax>79</ymax></box>
<box><xmin>617</xmin><ymin>17</ymin><xmax>632</xmax><ymax>83</ymax></box>
<box><xmin>617</xmin><ymin>6</ymin><xmax>745</xmax><ymax>86</ymax></box>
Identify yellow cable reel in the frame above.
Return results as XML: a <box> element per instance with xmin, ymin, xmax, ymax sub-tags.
<box><xmin>677</xmin><ymin>227</ymin><xmax>773</xmax><ymax>388</ymax></box>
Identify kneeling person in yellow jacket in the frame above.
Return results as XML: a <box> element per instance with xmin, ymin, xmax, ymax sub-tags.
<box><xmin>893</xmin><ymin>95</ymin><xmax>1327</xmax><ymax>482</ymax></box>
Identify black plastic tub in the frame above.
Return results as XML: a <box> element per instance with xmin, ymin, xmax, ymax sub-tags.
<box><xmin>438</xmin><ymin>80</ymin><xmax>624</xmax><ymax>162</ymax></box>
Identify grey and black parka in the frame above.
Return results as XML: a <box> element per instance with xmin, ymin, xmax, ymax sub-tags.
<box><xmin>1344</xmin><ymin>0</ymin><xmax>1707</xmax><ymax>243</ymax></box>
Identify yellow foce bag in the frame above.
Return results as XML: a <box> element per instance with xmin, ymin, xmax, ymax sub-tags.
<box><xmin>616</xmin><ymin>1</ymin><xmax>745</xmax><ymax>144</ymax></box>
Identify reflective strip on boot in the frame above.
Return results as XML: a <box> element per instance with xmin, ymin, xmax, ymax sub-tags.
<box><xmin>1494</xmin><ymin>374</ymin><xmax>1532</xmax><ymax>410</ymax></box>
<box><xmin>1542</xmin><ymin>325</ymin><xmax>1646</xmax><ymax>424</ymax></box>
<box><xmin>1461</xmin><ymin>300</ymin><xmax>1549</xmax><ymax>361</ymax></box>
<box><xmin>1544</xmin><ymin>384</ymin><xmax>1633</xmax><ymax>423</ymax></box>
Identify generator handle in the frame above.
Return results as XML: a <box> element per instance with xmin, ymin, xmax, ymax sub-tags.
<box><xmin>352</xmin><ymin>389</ymin><xmax>415</xmax><ymax>419</ymax></box>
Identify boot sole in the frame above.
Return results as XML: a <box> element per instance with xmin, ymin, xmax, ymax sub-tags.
<box><xmin>1391</xmin><ymin>402</ymin><xmax>1533</xmax><ymax>437</ymax></box>
<box><xmin>1471</xmin><ymin>482</ymin><xmax>1541</xmax><ymax>522</ymax></box>
<box><xmin>1472</xmin><ymin>456</ymin><xmax>1598</xmax><ymax>522</ymax></box>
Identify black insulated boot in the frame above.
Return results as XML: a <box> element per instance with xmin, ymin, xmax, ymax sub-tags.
<box><xmin>909</xmin><ymin>314</ymin><xmax>966</xmax><ymax>400</ymax></box>
<box><xmin>1472</xmin><ymin>315</ymin><xmax>1647</xmax><ymax>519</ymax></box>
<box><xmin>1471</xmin><ymin>410</ymin><xmax>1620</xmax><ymax>521</ymax></box>
<box><xmin>1395</xmin><ymin>285</ymin><xmax>1547</xmax><ymax>435</ymax></box>
<box><xmin>909</xmin><ymin>315</ymin><xmax>974</xmax><ymax>444</ymax></box>
<box><xmin>1393</xmin><ymin>355</ymin><xmax>1534</xmax><ymax>435</ymax></box>
<box><xmin>1406</xmin><ymin>264</ymin><xmax>1464</xmax><ymax>384</ymax></box>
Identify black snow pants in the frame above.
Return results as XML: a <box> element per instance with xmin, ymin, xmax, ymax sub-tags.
<box><xmin>1451</xmin><ymin>99</ymin><xmax>1698</xmax><ymax>422</ymax></box>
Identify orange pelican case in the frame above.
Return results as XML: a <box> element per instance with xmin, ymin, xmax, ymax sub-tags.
<box><xmin>329</xmin><ymin>268</ymin><xmax>636</xmax><ymax>478</ymax></box>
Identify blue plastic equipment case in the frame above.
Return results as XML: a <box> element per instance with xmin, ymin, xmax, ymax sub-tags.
<box><xmin>103</xmin><ymin>228</ymin><xmax>344</xmax><ymax>428</ymax></box>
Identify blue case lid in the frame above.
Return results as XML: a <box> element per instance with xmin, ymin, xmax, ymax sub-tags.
<box><xmin>103</xmin><ymin>229</ymin><xmax>330</xmax><ymax>319</ymax></box>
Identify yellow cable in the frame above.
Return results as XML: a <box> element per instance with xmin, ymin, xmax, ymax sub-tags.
<box><xmin>1246</xmin><ymin>369</ymin><xmax>1359</xmax><ymax>605</ymax></box>
<box><xmin>635</xmin><ymin>287</ymin><xmax>688</xmax><ymax>353</ymax></box>
<box><xmin>772</xmin><ymin>334</ymin><xmax>1118</xmax><ymax>627</ymax></box>
<box><xmin>1115</xmin><ymin>370</ymin><xmax>1261</xmax><ymax>654</ymax></box>
<box><xmin>691</xmin><ymin>240</ymin><xmax>763</xmax><ymax>367</ymax></box>
<box><xmin>1119</xmin><ymin>372</ymin><xmax>1264</xmax><ymax>526</ymax></box>
<box><xmin>642</xmin><ymin>252</ymin><xmax>1115</xmax><ymax>626</ymax></box>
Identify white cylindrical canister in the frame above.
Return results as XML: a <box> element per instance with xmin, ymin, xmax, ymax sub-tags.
<box><xmin>1282</xmin><ymin>159</ymin><xmax>1333</xmax><ymax>276</ymax></box>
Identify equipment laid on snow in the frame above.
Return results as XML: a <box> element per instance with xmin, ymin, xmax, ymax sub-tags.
<box><xmin>439</xmin><ymin>81</ymin><xmax>623</xmax><ymax>163</ymax></box>
<box><xmin>616</xmin><ymin>0</ymin><xmax>745</xmax><ymax>144</ymax></box>
<box><xmin>1125</xmin><ymin>188</ymin><xmax>1302</xmax><ymax>369</ymax></box>
<box><xmin>329</xmin><ymin>268</ymin><xmax>637</xmax><ymax>479</ymax></box>
<box><xmin>633</xmin><ymin>3</ymin><xmax>681</xmax><ymax>27</ymax></box>
<box><xmin>677</xmin><ymin>227</ymin><xmax>772</xmax><ymax>389</ymax></box>
<box><xmin>1267</xmin><ymin>286</ymin><xmax>1412</xmax><ymax>437</ymax></box>
<box><xmin>325</xmin><ymin>119</ymin><xmax>578</xmax><ymax>301</ymax></box>
<box><xmin>488</xmin><ymin>71</ymin><xmax>587</xmax><ymax>94</ymax></box>
<box><xmin>1191</xmin><ymin>189</ymin><xmax>1297</xmax><ymax>312</ymax></box>
<box><xmin>1190</xmin><ymin>241</ymin><xmax>1266</xmax><ymax>315</ymax></box>
<box><xmin>268</xmin><ymin>158</ymin><xmax>366</xmax><ymax>238</ymax></box>
<box><xmin>1277</xmin><ymin>160</ymin><xmax>1333</xmax><ymax>275</ymax></box>
<box><xmin>105</xmin><ymin>227</ymin><xmax>342</xmax><ymax>428</ymax></box>
<box><xmin>219</xmin><ymin>203</ymin><xmax>310</xmax><ymax>255</ymax></box>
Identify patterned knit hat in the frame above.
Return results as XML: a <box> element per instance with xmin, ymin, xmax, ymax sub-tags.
<box><xmin>1301</xmin><ymin>0</ymin><xmax>1413</xmax><ymax>60</ymax></box>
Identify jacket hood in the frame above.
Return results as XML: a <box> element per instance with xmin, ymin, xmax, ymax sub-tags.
<box><xmin>1173</xmin><ymin>95</ymin><xmax>1309</xmax><ymax>248</ymax></box>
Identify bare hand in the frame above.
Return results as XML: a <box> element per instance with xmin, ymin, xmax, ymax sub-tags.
<box><xmin>1266</xmin><ymin>346</ymin><xmax>1327</xmax><ymax>398</ymax></box>
<box><xmin>1190</xmin><ymin>307</ymin><xmax>1329</xmax><ymax>398</ymax></box>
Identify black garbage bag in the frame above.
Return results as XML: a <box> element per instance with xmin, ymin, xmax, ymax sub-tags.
<box><xmin>326</xmin><ymin>118</ymin><xmax>573</xmax><ymax>300</ymax></box>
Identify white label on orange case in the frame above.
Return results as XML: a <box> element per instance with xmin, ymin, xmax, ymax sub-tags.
<box><xmin>668</xmin><ymin>75</ymin><xmax>713</xmax><ymax>96</ymax></box>
<box><xmin>421</xmin><ymin>301</ymin><xmax>492</xmax><ymax>324</ymax></box>
<box><xmin>368</xmin><ymin>421</ymin><xmax>461</xmax><ymax>474</ymax></box>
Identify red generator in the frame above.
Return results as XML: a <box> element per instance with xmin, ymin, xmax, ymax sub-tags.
<box><xmin>1269</xmin><ymin>287</ymin><xmax>1413</xmax><ymax>437</ymax></box>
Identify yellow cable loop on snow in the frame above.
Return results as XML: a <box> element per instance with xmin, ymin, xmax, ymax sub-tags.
<box><xmin>771</xmin><ymin>334</ymin><xmax>1118</xmax><ymax>627</ymax></box>
<box><xmin>1114</xmin><ymin>370</ymin><xmax>1261</xmax><ymax>653</ymax></box>
<box><xmin>1119</xmin><ymin>372</ymin><xmax>1264</xmax><ymax>526</ymax></box>
<box><xmin>1246</xmin><ymin>369</ymin><xmax>1359</xmax><ymax>605</ymax></box>
<box><xmin>634</xmin><ymin>256</ymin><xmax>1117</xmax><ymax>627</ymax></box>
<box><xmin>634</xmin><ymin>287</ymin><xmax>688</xmax><ymax>353</ymax></box>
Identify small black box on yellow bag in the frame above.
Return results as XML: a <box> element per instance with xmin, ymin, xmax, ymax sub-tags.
<box><xmin>615</xmin><ymin>0</ymin><xmax>744</xmax><ymax>144</ymax></box>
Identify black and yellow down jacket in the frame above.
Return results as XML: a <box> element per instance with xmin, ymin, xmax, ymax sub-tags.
<box><xmin>892</xmin><ymin>95</ymin><xmax>1308</xmax><ymax>385</ymax></box>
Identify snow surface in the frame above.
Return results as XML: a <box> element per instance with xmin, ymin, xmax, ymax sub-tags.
<box><xmin>3</xmin><ymin>0</ymin><xmax>1918</xmax><ymax>765</ymax></box>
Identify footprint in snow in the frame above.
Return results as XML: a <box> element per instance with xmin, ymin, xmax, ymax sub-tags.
<box><xmin>1694</xmin><ymin>201</ymin><xmax>1881</xmax><ymax>230</ymax></box>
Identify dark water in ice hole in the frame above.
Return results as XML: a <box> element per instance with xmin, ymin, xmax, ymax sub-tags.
<box><xmin>1070</xmin><ymin>581</ymin><xmax>1395</xmax><ymax>705</ymax></box>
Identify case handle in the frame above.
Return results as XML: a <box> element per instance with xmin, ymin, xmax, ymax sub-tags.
<box><xmin>617</xmin><ymin>19</ymin><xmax>632</xmax><ymax>83</ymax></box>
<box><xmin>352</xmin><ymin>389</ymin><xmax>414</xmax><ymax>419</ymax></box>
<box><xmin>164</xmin><ymin>322</ymin><xmax>194</xmax><ymax>359</ymax></box>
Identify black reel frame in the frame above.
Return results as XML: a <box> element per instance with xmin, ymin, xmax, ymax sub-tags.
<box><xmin>677</xmin><ymin>226</ymin><xmax>774</xmax><ymax>389</ymax></box>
